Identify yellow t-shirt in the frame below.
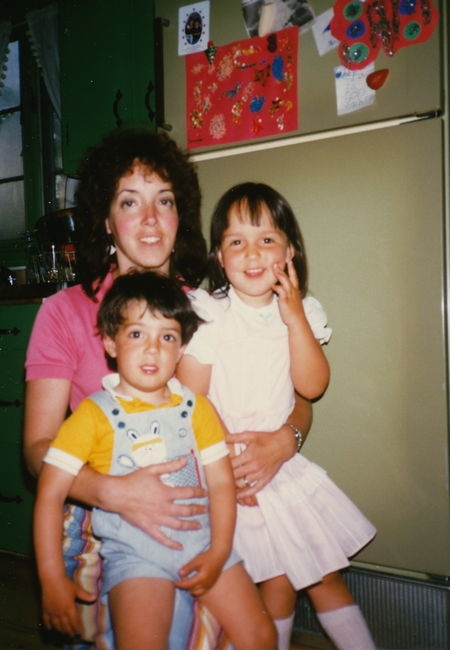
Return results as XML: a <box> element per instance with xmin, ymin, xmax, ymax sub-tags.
<box><xmin>44</xmin><ymin>383</ymin><xmax>227</xmax><ymax>477</ymax></box>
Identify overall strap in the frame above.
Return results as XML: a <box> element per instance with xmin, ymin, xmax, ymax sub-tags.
<box><xmin>88</xmin><ymin>389</ymin><xmax>119</xmax><ymax>428</ymax></box>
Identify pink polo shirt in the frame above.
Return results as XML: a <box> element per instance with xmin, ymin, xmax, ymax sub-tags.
<box><xmin>25</xmin><ymin>272</ymin><xmax>114</xmax><ymax>412</ymax></box>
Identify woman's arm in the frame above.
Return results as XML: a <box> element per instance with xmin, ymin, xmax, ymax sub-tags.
<box><xmin>24</xmin><ymin>379</ymin><xmax>71</xmax><ymax>478</ymax></box>
<box><xmin>24</xmin><ymin>378</ymin><xmax>207</xmax><ymax>549</ymax></box>
<box><xmin>177</xmin><ymin>353</ymin><xmax>313</xmax><ymax>502</ymax></box>
<box><xmin>227</xmin><ymin>391</ymin><xmax>312</xmax><ymax>500</ymax></box>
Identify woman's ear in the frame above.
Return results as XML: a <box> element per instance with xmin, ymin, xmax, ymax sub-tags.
<box><xmin>103</xmin><ymin>336</ymin><xmax>117</xmax><ymax>358</ymax></box>
<box><xmin>105</xmin><ymin>218</ymin><xmax>112</xmax><ymax>235</ymax></box>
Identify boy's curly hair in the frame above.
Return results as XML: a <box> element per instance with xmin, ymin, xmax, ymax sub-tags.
<box><xmin>75</xmin><ymin>128</ymin><xmax>207</xmax><ymax>298</ymax></box>
<box><xmin>97</xmin><ymin>270</ymin><xmax>202</xmax><ymax>345</ymax></box>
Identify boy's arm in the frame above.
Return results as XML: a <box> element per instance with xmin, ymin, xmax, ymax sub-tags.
<box><xmin>177</xmin><ymin>355</ymin><xmax>237</xmax><ymax>591</ymax></box>
<box><xmin>34</xmin><ymin>463</ymin><xmax>95</xmax><ymax>635</ymax></box>
<box><xmin>175</xmin><ymin>455</ymin><xmax>236</xmax><ymax>597</ymax></box>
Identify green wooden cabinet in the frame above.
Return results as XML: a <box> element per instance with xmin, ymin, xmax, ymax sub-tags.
<box><xmin>60</xmin><ymin>0</ymin><xmax>156</xmax><ymax>176</ymax></box>
<box><xmin>0</xmin><ymin>303</ymin><xmax>39</xmax><ymax>555</ymax></box>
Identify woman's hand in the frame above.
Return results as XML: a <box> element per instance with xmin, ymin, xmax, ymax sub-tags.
<box><xmin>92</xmin><ymin>457</ymin><xmax>207</xmax><ymax>550</ymax></box>
<box><xmin>227</xmin><ymin>426</ymin><xmax>294</xmax><ymax>500</ymax></box>
<box><xmin>228</xmin><ymin>393</ymin><xmax>313</xmax><ymax>501</ymax></box>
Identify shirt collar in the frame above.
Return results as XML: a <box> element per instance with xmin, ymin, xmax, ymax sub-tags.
<box><xmin>101</xmin><ymin>373</ymin><xmax>184</xmax><ymax>409</ymax></box>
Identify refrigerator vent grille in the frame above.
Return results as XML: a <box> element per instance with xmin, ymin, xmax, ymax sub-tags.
<box><xmin>294</xmin><ymin>567</ymin><xmax>450</xmax><ymax>649</ymax></box>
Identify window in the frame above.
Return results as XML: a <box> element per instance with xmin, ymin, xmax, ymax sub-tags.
<box><xmin>0</xmin><ymin>39</ymin><xmax>24</xmax><ymax>239</ymax></box>
<box><xmin>0</xmin><ymin>22</ymin><xmax>62</xmax><ymax>246</ymax></box>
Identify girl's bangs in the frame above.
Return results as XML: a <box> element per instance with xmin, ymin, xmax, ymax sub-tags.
<box><xmin>230</xmin><ymin>197</ymin><xmax>275</xmax><ymax>228</ymax></box>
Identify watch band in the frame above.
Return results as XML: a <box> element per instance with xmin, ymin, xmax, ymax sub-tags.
<box><xmin>286</xmin><ymin>423</ymin><xmax>303</xmax><ymax>453</ymax></box>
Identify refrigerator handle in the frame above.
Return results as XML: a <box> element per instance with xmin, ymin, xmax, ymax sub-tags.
<box><xmin>154</xmin><ymin>17</ymin><xmax>173</xmax><ymax>131</ymax></box>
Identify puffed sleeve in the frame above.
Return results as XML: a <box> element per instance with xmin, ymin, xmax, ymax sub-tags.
<box><xmin>188</xmin><ymin>287</ymin><xmax>226</xmax><ymax>320</ymax></box>
<box><xmin>303</xmin><ymin>296</ymin><xmax>332</xmax><ymax>345</ymax></box>
<box><xmin>185</xmin><ymin>288</ymin><xmax>224</xmax><ymax>364</ymax></box>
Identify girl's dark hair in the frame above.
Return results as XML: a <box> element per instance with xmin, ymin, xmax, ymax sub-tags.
<box><xmin>75</xmin><ymin>128</ymin><xmax>207</xmax><ymax>299</ymax></box>
<box><xmin>97</xmin><ymin>270</ymin><xmax>202</xmax><ymax>345</ymax></box>
<box><xmin>208</xmin><ymin>182</ymin><xmax>308</xmax><ymax>296</ymax></box>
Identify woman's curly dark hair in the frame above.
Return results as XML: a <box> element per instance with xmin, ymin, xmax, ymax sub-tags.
<box><xmin>74</xmin><ymin>128</ymin><xmax>207</xmax><ymax>299</ymax></box>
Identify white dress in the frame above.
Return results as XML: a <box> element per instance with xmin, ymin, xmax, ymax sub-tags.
<box><xmin>186</xmin><ymin>287</ymin><xmax>376</xmax><ymax>590</ymax></box>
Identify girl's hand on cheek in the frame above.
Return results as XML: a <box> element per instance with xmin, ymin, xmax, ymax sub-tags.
<box><xmin>272</xmin><ymin>260</ymin><xmax>304</xmax><ymax>327</ymax></box>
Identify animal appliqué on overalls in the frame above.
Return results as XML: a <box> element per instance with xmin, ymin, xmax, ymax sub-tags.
<box><xmin>117</xmin><ymin>420</ymin><xmax>166</xmax><ymax>469</ymax></box>
<box><xmin>117</xmin><ymin>419</ymin><xmax>202</xmax><ymax>489</ymax></box>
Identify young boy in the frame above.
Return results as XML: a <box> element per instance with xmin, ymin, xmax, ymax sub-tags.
<box><xmin>34</xmin><ymin>271</ymin><xmax>276</xmax><ymax>650</ymax></box>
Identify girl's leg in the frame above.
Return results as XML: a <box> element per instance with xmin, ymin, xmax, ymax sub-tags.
<box><xmin>307</xmin><ymin>571</ymin><xmax>376</xmax><ymax>650</ymax></box>
<box><xmin>109</xmin><ymin>577</ymin><xmax>174</xmax><ymax>650</ymax></box>
<box><xmin>258</xmin><ymin>574</ymin><xmax>297</xmax><ymax>619</ymax></box>
<box><xmin>306</xmin><ymin>570</ymin><xmax>353</xmax><ymax>613</ymax></box>
<box><xmin>199</xmin><ymin>564</ymin><xmax>277</xmax><ymax>650</ymax></box>
<box><xmin>258</xmin><ymin>575</ymin><xmax>297</xmax><ymax>650</ymax></box>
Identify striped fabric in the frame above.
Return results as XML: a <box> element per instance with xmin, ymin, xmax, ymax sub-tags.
<box><xmin>62</xmin><ymin>503</ymin><xmax>113</xmax><ymax>649</ymax></box>
<box><xmin>61</xmin><ymin>503</ymin><xmax>228</xmax><ymax>649</ymax></box>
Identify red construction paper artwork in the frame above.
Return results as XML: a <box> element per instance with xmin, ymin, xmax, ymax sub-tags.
<box><xmin>330</xmin><ymin>0</ymin><xmax>439</xmax><ymax>70</ymax></box>
<box><xmin>185</xmin><ymin>27</ymin><xmax>298</xmax><ymax>149</ymax></box>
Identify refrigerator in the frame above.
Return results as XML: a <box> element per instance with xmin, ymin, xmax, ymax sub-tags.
<box><xmin>155</xmin><ymin>0</ymin><xmax>449</xmax><ymax>642</ymax></box>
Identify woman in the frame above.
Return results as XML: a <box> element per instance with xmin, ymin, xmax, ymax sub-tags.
<box><xmin>23</xmin><ymin>128</ymin><xmax>311</xmax><ymax>649</ymax></box>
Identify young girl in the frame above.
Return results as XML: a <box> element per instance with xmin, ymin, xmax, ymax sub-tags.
<box><xmin>177</xmin><ymin>182</ymin><xmax>377</xmax><ymax>650</ymax></box>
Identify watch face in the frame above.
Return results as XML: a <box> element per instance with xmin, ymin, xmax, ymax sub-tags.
<box><xmin>178</xmin><ymin>2</ymin><xmax>210</xmax><ymax>56</ymax></box>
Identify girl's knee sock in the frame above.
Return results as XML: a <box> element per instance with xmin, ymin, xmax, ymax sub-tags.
<box><xmin>316</xmin><ymin>604</ymin><xmax>376</xmax><ymax>650</ymax></box>
<box><xmin>274</xmin><ymin>612</ymin><xmax>295</xmax><ymax>650</ymax></box>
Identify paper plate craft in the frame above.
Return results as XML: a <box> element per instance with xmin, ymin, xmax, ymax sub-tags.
<box><xmin>330</xmin><ymin>0</ymin><xmax>440</xmax><ymax>70</ymax></box>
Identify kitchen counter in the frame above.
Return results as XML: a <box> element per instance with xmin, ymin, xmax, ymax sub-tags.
<box><xmin>0</xmin><ymin>283</ymin><xmax>61</xmax><ymax>305</ymax></box>
<box><xmin>0</xmin><ymin>300</ymin><xmax>42</xmax><ymax>555</ymax></box>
